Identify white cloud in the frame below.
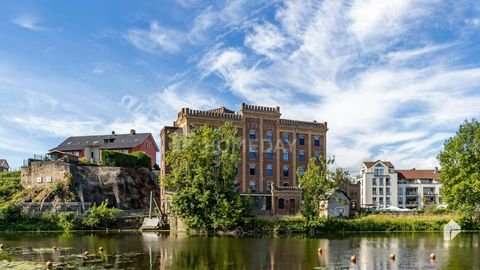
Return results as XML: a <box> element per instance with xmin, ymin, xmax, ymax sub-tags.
<box><xmin>125</xmin><ymin>21</ymin><xmax>184</xmax><ymax>54</ymax></box>
<box><xmin>198</xmin><ymin>0</ymin><xmax>480</xmax><ymax>172</ymax></box>
<box><xmin>12</xmin><ymin>15</ymin><xmax>45</xmax><ymax>31</ymax></box>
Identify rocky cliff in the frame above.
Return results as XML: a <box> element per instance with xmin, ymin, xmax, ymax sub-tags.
<box><xmin>21</xmin><ymin>161</ymin><xmax>160</xmax><ymax>209</ymax></box>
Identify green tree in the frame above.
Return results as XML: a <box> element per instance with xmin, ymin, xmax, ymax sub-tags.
<box><xmin>438</xmin><ymin>119</ymin><xmax>480</xmax><ymax>221</ymax></box>
<box><xmin>297</xmin><ymin>157</ymin><xmax>338</xmax><ymax>223</ymax></box>
<box><xmin>163</xmin><ymin>122</ymin><xmax>245</xmax><ymax>232</ymax></box>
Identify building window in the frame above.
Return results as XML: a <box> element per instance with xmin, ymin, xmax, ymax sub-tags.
<box><xmin>379</xmin><ymin>187</ymin><xmax>384</xmax><ymax>195</ymax></box>
<box><xmin>314</xmin><ymin>136</ymin><xmax>320</xmax><ymax>147</ymax></box>
<box><xmin>265</xmin><ymin>149</ymin><xmax>273</xmax><ymax>160</ymax></box>
<box><xmin>249</xmin><ymin>181</ymin><xmax>256</xmax><ymax>193</ymax></box>
<box><xmin>298</xmin><ymin>167</ymin><xmax>305</xmax><ymax>176</ymax></box>
<box><xmin>266</xmin><ymin>131</ymin><xmax>273</xmax><ymax>141</ymax></box>
<box><xmin>372</xmin><ymin>187</ymin><xmax>377</xmax><ymax>195</ymax></box>
<box><xmin>249</xmin><ymin>130</ymin><xmax>256</xmax><ymax>140</ymax></box>
<box><xmin>298</xmin><ymin>151</ymin><xmax>305</xmax><ymax>162</ymax></box>
<box><xmin>386</xmin><ymin>178</ymin><xmax>390</xmax><ymax>186</ymax></box>
<box><xmin>386</xmin><ymin>197</ymin><xmax>391</xmax><ymax>206</ymax></box>
<box><xmin>299</xmin><ymin>135</ymin><xmax>305</xmax><ymax>145</ymax></box>
<box><xmin>372</xmin><ymin>178</ymin><xmax>377</xmax><ymax>186</ymax></box>
<box><xmin>379</xmin><ymin>178</ymin><xmax>384</xmax><ymax>186</ymax></box>
<box><xmin>379</xmin><ymin>197</ymin><xmax>384</xmax><ymax>205</ymax></box>
<box><xmin>249</xmin><ymin>147</ymin><xmax>256</xmax><ymax>160</ymax></box>
<box><xmin>398</xmin><ymin>197</ymin><xmax>403</xmax><ymax>205</ymax></box>
<box><xmin>374</xmin><ymin>168</ymin><xmax>384</xmax><ymax>175</ymax></box>
<box><xmin>283</xmin><ymin>165</ymin><xmax>289</xmax><ymax>177</ymax></box>
<box><xmin>278</xmin><ymin>198</ymin><xmax>285</xmax><ymax>209</ymax></box>
<box><xmin>398</xmin><ymin>188</ymin><xmax>403</xmax><ymax>195</ymax></box>
<box><xmin>267</xmin><ymin>164</ymin><xmax>273</xmax><ymax>176</ymax></box>
<box><xmin>386</xmin><ymin>187</ymin><xmax>391</xmax><ymax>195</ymax></box>
<box><xmin>267</xmin><ymin>181</ymin><xmax>273</xmax><ymax>192</ymax></box>
<box><xmin>283</xmin><ymin>150</ymin><xmax>289</xmax><ymax>161</ymax></box>
<box><xmin>283</xmin><ymin>133</ymin><xmax>289</xmax><ymax>144</ymax></box>
<box><xmin>249</xmin><ymin>164</ymin><xmax>256</xmax><ymax>175</ymax></box>
<box><xmin>372</xmin><ymin>197</ymin><xmax>377</xmax><ymax>205</ymax></box>
<box><xmin>314</xmin><ymin>151</ymin><xmax>320</xmax><ymax>160</ymax></box>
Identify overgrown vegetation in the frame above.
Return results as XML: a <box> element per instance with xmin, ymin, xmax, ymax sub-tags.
<box><xmin>163</xmin><ymin>122</ymin><xmax>247</xmax><ymax>233</ymax></box>
<box><xmin>82</xmin><ymin>199</ymin><xmax>119</xmax><ymax>229</ymax></box>
<box><xmin>0</xmin><ymin>171</ymin><xmax>24</xmax><ymax>209</ymax></box>
<box><xmin>438</xmin><ymin>119</ymin><xmax>480</xmax><ymax>224</ymax></box>
<box><xmin>297</xmin><ymin>157</ymin><xmax>350</xmax><ymax>223</ymax></box>
<box><xmin>101</xmin><ymin>150</ymin><xmax>151</xmax><ymax>168</ymax></box>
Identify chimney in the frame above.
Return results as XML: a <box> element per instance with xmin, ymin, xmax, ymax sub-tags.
<box><xmin>130</xmin><ymin>129</ymin><xmax>136</xmax><ymax>135</ymax></box>
<box><xmin>112</xmin><ymin>131</ymin><xmax>115</xmax><ymax>135</ymax></box>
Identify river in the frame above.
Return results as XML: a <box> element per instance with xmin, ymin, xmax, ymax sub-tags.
<box><xmin>0</xmin><ymin>232</ymin><xmax>478</xmax><ymax>269</ymax></box>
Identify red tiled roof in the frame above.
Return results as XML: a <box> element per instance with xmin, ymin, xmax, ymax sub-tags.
<box><xmin>363</xmin><ymin>160</ymin><xmax>394</xmax><ymax>168</ymax></box>
<box><xmin>397</xmin><ymin>170</ymin><xmax>439</xmax><ymax>180</ymax></box>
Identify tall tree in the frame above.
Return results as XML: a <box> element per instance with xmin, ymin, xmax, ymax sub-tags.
<box><xmin>297</xmin><ymin>157</ymin><xmax>339</xmax><ymax>223</ymax></box>
<box><xmin>438</xmin><ymin>119</ymin><xmax>480</xmax><ymax>220</ymax></box>
<box><xmin>163</xmin><ymin>122</ymin><xmax>245</xmax><ymax>232</ymax></box>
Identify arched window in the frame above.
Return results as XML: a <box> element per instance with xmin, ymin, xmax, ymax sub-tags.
<box><xmin>266</xmin><ymin>131</ymin><xmax>273</xmax><ymax>141</ymax></box>
<box><xmin>314</xmin><ymin>136</ymin><xmax>321</xmax><ymax>147</ymax></box>
<box><xmin>266</xmin><ymin>164</ymin><xmax>273</xmax><ymax>176</ymax></box>
<box><xmin>249</xmin><ymin>147</ymin><xmax>256</xmax><ymax>160</ymax></box>
<box><xmin>298</xmin><ymin>167</ymin><xmax>305</xmax><ymax>176</ymax></box>
<box><xmin>298</xmin><ymin>135</ymin><xmax>305</xmax><ymax>145</ymax></box>
<box><xmin>249</xmin><ymin>164</ymin><xmax>256</xmax><ymax>175</ymax></box>
<box><xmin>265</xmin><ymin>148</ymin><xmax>273</xmax><ymax>160</ymax></box>
<box><xmin>278</xmin><ymin>198</ymin><xmax>285</xmax><ymax>209</ymax></box>
<box><xmin>283</xmin><ymin>165</ymin><xmax>289</xmax><ymax>177</ymax></box>
<box><xmin>249</xmin><ymin>130</ymin><xmax>256</xmax><ymax>140</ymax></box>
<box><xmin>283</xmin><ymin>182</ymin><xmax>289</xmax><ymax>186</ymax></box>
<box><xmin>299</xmin><ymin>150</ymin><xmax>305</xmax><ymax>162</ymax></box>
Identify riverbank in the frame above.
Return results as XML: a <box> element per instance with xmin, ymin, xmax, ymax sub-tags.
<box><xmin>240</xmin><ymin>214</ymin><xmax>480</xmax><ymax>236</ymax></box>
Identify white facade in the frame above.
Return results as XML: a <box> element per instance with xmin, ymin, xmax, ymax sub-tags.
<box><xmin>357</xmin><ymin>160</ymin><xmax>444</xmax><ymax>210</ymax></box>
<box><xmin>357</xmin><ymin>161</ymin><xmax>398</xmax><ymax>209</ymax></box>
<box><xmin>397</xmin><ymin>171</ymin><xmax>443</xmax><ymax>209</ymax></box>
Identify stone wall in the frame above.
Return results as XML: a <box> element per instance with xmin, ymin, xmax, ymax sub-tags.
<box><xmin>21</xmin><ymin>161</ymin><xmax>159</xmax><ymax>209</ymax></box>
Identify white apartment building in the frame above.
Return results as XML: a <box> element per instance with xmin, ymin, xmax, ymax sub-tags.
<box><xmin>357</xmin><ymin>160</ymin><xmax>443</xmax><ymax>210</ymax></box>
<box><xmin>397</xmin><ymin>169</ymin><xmax>443</xmax><ymax>209</ymax></box>
<box><xmin>358</xmin><ymin>161</ymin><xmax>398</xmax><ymax>209</ymax></box>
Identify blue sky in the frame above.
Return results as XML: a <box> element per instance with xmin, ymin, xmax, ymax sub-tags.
<box><xmin>1</xmin><ymin>0</ymin><xmax>480</xmax><ymax>172</ymax></box>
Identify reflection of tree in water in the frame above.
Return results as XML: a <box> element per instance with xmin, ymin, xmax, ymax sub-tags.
<box><xmin>441</xmin><ymin>233</ymin><xmax>480</xmax><ymax>270</ymax></box>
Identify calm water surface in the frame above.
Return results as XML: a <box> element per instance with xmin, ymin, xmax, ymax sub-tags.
<box><xmin>0</xmin><ymin>232</ymin><xmax>478</xmax><ymax>269</ymax></box>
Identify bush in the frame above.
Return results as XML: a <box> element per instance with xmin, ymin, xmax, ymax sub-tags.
<box><xmin>102</xmin><ymin>150</ymin><xmax>151</xmax><ymax>168</ymax></box>
<box><xmin>58</xmin><ymin>212</ymin><xmax>82</xmax><ymax>231</ymax></box>
<box><xmin>82</xmin><ymin>199</ymin><xmax>119</xmax><ymax>229</ymax></box>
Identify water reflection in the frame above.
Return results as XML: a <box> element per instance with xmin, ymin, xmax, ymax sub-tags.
<box><xmin>0</xmin><ymin>232</ymin><xmax>479</xmax><ymax>269</ymax></box>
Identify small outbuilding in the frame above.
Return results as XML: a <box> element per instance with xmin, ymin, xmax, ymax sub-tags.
<box><xmin>319</xmin><ymin>189</ymin><xmax>351</xmax><ymax>218</ymax></box>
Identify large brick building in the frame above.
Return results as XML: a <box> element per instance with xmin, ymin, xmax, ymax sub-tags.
<box><xmin>160</xmin><ymin>103</ymin><xmax>327</xmax><ymax>215</ymax></box>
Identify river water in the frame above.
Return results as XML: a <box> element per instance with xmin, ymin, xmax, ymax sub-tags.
<box><xmin>0</xmin><ymin>232</ymin><xmax>478</xmax><ymax>269</ymax></box>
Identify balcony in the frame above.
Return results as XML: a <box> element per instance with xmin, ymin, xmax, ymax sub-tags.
<box><xmin>405</xmin><ymin>192</ymin><xmax>418</xmax><ymax>196</ymax></box>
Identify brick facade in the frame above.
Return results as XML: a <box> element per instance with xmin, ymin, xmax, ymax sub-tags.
<box><xmin>160</xmin><ymin>104</ymin><xmax>328</xmax><ymax>216</ymax></box>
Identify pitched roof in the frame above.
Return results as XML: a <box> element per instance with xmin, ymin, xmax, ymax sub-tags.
<box><xmin>363</xmin><ymin>160</ymin><xmax>394</xmax><ymax>168</ymax></box>
<box><xmin>49</xmin><ymin>132</ymin><xmax>159</xmax><ymax>152</ymax></box>
<box><xmin>0</xmin><ymin>159</ymin><xmax>9</xmax><ymax>168</ymax></box>
<box><xmin>397</xmin><ymin>169</ymin><xmax>439</xmax><ymax>180</ymax></box>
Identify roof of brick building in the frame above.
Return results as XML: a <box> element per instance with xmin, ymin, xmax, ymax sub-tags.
<box><xmin>397</xmin><ymin>169</ymin><xmax>440</xmax><ymax>180</ymax></box>
<box><xmin>363</xmin><ymin>160</ymin><xmax>394</xmax><ymax>168</ymax></box>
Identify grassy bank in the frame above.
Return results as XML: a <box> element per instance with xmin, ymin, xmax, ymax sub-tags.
<box><xmin>242</xmin><ymin>214</ymin><xmax>479</xmax><ymax>236</ymax></box>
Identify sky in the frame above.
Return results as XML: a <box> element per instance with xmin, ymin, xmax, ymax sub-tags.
<box><xmin>1</xmin><ymin>0</ymin><xmax>480</xmax><ymax>173</ymax></box>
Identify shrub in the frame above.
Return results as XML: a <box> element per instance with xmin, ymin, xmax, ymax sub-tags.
<box><xmin>102</xmin><ymin>150</ymin><xmax>151</xmax><ymax>168</ymax></box>
<box><xmin>82</xmin><ymin>199</ymin><xmax>119</xmax><ymax>229</ymax></box>
<box><xmin>58</xmin><ymin>212</ymin><xmax>82</xmax><ymax>231</ymax></box>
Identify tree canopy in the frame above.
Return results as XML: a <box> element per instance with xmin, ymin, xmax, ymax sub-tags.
<box><xmin>163</xmin><ymin>122</ymin><xmax>245</xmax><ymax>232</ymax></box>
<box><xmin>438</xmin><ymin>119</ymin><xmax>480</xmax><ymax>219</ymax></box>
<box><xmin>297</xmin><ymin>157</ymin><xmax>347</xmax><ymax>223</ymax></box>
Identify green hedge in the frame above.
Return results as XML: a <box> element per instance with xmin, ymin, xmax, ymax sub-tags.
<box><xmin>101</xmin><ymin>150</ymin><xmax>151</xmax><ymax>168</ymax></box>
